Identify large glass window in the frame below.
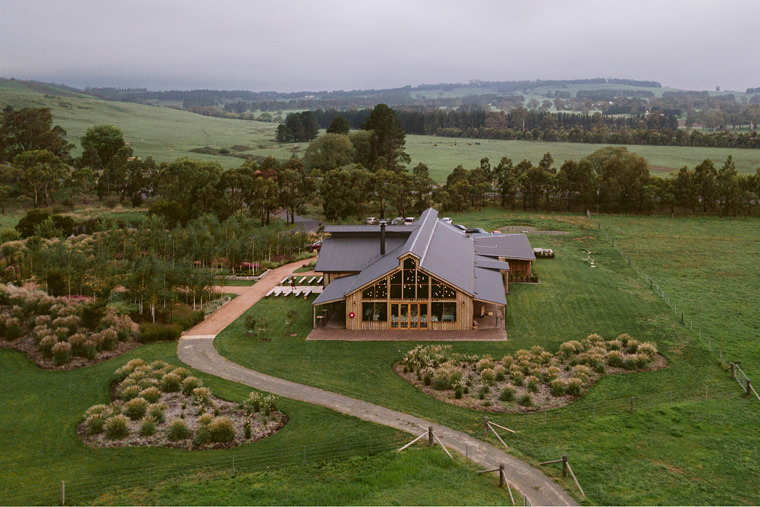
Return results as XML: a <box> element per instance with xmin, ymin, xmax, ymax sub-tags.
<box><xmin>362</xmin><ymin>302</ymin><xmax>387</xmax><ymax>322</ymax></box>
<box><xmin>431</xmin><ymin>277</ymin><xmax>456</xmax><ymax>299</ymax></box>
<box><xmin>431</xmin><ymin>302</ymin><xmax>457</xmax><ymax>322</ymax></box>
<box><xmin>390</xmin><ymin>271</ymin><xmax>402</xmax><ymax>299</ymax></box>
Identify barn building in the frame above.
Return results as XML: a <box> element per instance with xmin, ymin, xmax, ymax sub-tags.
<box><xmin>311</xmin><ymin>208</ymin><xmax>534</xmax><ymax>331</ymax></box>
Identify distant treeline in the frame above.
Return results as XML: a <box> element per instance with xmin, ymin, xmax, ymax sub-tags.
<box><xmin>311</xmin><ymin>108</ymin><xmax>760</xmax><ymax>149</ymax></box>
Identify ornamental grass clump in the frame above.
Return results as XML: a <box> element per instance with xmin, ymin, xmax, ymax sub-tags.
<box><xmin>85</xmin><ymin>413</ymin><xmax>105</xmax><ymax>435</ymax></box>
<box><xmin>105</xmin><ymin>414</ymin><xmax>130</xmax><ymax>440</ymax></box>
<box><xmin>139</xmin><ymin>387</ymin><xmax>160</xmax><ymax>404</ymax></box>
<box><xmin>480</xmin><ymin>367</ymin><xmax>496</xmax><ymax>384</ymax></box>
<box><xmin>167</xmin><ymin>419</ymin><xmax>191</xmax><ymax>441</ymax></box>
<box><xmin>517</xmin><ymin>393</ymin><xmax>533</xmax><ymax>407</ymax></box>
<box><xmin>139</xmin><ymin>417</ymin><xmax>156</xmax><ymax>437</ymax></box>
<box><xmin>52</xmin><ymin>341</ymin><xmax>71</xmax><ymax>365</ymax></box>
<box><xmin>181</xmin><ymin>376</ymin><xmax>202</xmax><ymax>395</ymax></box>
<box><xmin>476</xmin><ymin>356</ymin><xmax>495</xmax><ymax>372</ymax></box>
<box><xmin>192</xmin><ymin>387</ymin><xmax>212</xmax><ymax>407</ymax></box>
<box><xmin>526</xmin><ymin>375</ymin><xmax>540</xmax><ymax>393</ymax></box>
<box><xmin>499</xmin><ymin>386</ymin><xmax>516</xmax><ymax>402</ymax></box>
<box><xmin>39</xmin><ymin>335</ymin><xmax>57</xmax><ymax>358</ymax></box>
<box><xmin>147</xmin><ymin>403</ymin><xmax>165</xmax><ymax>423</ymax></box>
<box><xmin>208</xmin><ymin>416</ymin><xmax>235</xmax><ymax>442</ymax></box>
<box><xmin>125</xmin><ymin>397</ymin><xmax>147</xmax><ymax>420</ymax></box>
<box><xmin>550</xmin><ymin>379</ymin><xmax>567</xmax><ymax>397</ymax></box>
<box><xmin>160</xmin><ymin>373</ymin><xmax>182</xmax><ymax>393</ymax></box>
<box><xmin>120</xmin><ymin>385</ymin><xmax>141</xmax><ymax>401</ymax></box>
<box><xmin>566</xmin><ymin>378</ymin><xmax>584</xmax><ymax>396</ymax></box>
<box><xmin>607</xmin><ymin>350</ymin><xmax>624</xmax><ymax>367</ymax></box>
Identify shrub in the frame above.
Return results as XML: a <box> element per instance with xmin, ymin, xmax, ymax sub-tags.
<box><xmin>198</xmin><ymin>413</ymin><xmax>214</xmax><ymax>426</ymax></box>
<box><xmin>478</xmin><ymin>385</ymin><xmax>490</xmax><ymax>400</ymax></box>
<box><xmin>585</xmin><ymin>333</ymin><xmax>603</xmax><ymax>344</ymax></box>
<box><xmin>52</xmin><ymin>341</ymin><xmax>71</xmax><ymax>365</ymax></box>
<box><xmin>623</xmin><ymin>356</ymin><xmax>640</xmax><ymax>370</ymax></box>
<box><xmin>159</xmin><ymin>373</ymin><xmax>182</xmax><ymax>393</ymax></box>
<box><xmin>139</xmin><ymin>417</ymin><xmax>156</xmax><ymax>437</ymax></box>
<box><xmin>69</xmin><ymin>333</ymin><xmax>96</xmax><ymax>359</ymax></box>
<box><xmin>261</xmin><ymin>394</ymin><xmax>278</xmax><ymax>416</ymax></box>
<box><xmin>494</xmin><ymin>366</ymin><xmax>506</xmax><ymax>381</ymax></box>
<box><xmin>167</xmin><ymin>419</ymin><xmax>191</xmax><ymax>441</ymax></box>
<box><xmin>170</xmin><ymin>367</ymin><xmax>189</xmax><ymax>379</ymax></box>
<box><xmin>147</xmin><ymin>403</ymin><xmax>165</xmax><ymax>423</ymax></box>
<box><xmin>542</xmin><ymin>366</ymin><xmax>560</xmax><ymax>382</ymax></box>
<box><xmin>511</xmin><ymin>371</ymin><xmax>524</xmax><ymax>386</ymax></box>
<box><xmin>3</xmin><ymin>317</ymin><xmax>21</xmax><ymax>341</ymax></box>
<box><xmin>114</xmin><ymin>358</ymin><xmax>147</xmax><ymax>381</ymax></box>
<box><xmin>85</xmin><ymin>404</ymin><xmax>107</xmax><ymax>418</ymax></box>
<box><xmin>245</xmin><ymin>392</ymin><xmax>262</xmax><ymax>412</ymax></box>
<box><xmin>606</xmin><ymin>339</ymin><xmax>622</xmax><ymax>351</ymax></box>
<box><xmin>139</xmin><ymin>387</ymin><xmax>160</xmax><ymax>404</ymax></box>
<box><xmin>626</xmin><ymin>339</ymin><xmax>640</xmax><ymax>353</ymax></box>
<box><xmin>39</xmin><ymin>335</ymin><xmax>57</xmax><ymax>358</ymax></box>
<box><xmin>125</xmin><ymin>397</ymin><xmax>148</xmax><ymax>420</ymax></box>
<box><xmin>105</xmin><ymin>414</ymin><xmax>130</xmax><ymax>440</ymax></box>
<box><xmin>558</xmin><ymin>340</ymin><xmax>584</xmax><ymax>360</ymax></box>
<box><xmin>193</xmin><ymin>425</ymin><xmax>212</xmax><ymax>446</ymax></box>
<box><xmin>208</xmin><ymin>416</ymin><xmax>235</xmax><ymax>442</ymax></box>
<box><xmin>137</xmin><ymin>323</ymin><xmax>182</xmax><ymax>343</ymax></box>
<box><xmin>480</xmin><ymin>368</ymin><xmax>496</xmax><ymax>383</ymax></box>
<box><xmin>98</xmin><ymin>329</ymin><xmax>118</xmax><ymax>351</ymax></box>
<box><xmin>617</xmin><ymin>333</ymin><xmax>633</xmax><ymax>346</ymax></box>
<box><xmin>607</xmin><ymin>350</ymin><xmax>624</xmax><ymax>367</ymax></box>
<box><xmin>499</xmin><ymin>386</ymin><xmax>516</xmax><ymax>402</ymax></box>
<box><xmin>637</xmin><ymin>342</ymin><xmax>657</xmax><ymax>358</ymax></box>
<box><xmin>566</xmin><ymin>378</ymin><xmax>584</xmax><ymax>396</ymax></box>
<box><xmin>244</xmin><ymin>420</ymin><xmax>252</xmax><ymax>439</ymax></box>
<box><xmin>120</xmin><ymin>385</ymin><xmax>141</xmax><ymax>401</ymax></box>
<box><xmin>526</xmin><ymin>375</ymin><xmax>540</xmax><ymax>392</ymax></box>
<box><xmin>476</xmin><ymin>356</ymin><xmax>495</xmax><ymax>372</ymax></box>
<box><xmin>181</xmin><ymin>376</ymin><xmax>202</xmax><ymax>395</ymax></box>
<box><xmin>85</xmin><ymin>413</ymin><xmax>105</xmax><ymax>434</ymax></box>
<box><xmin>517</xmin><ymin>394</ymin><xmax>533</xmax><ymax>407</ymax></box>
<box><xmin>454</xmin><ymin>385</ymin><xmax>463</xmax><ymax>399</ymax></box>
<box><xmin>192</xmin><ymin>387</ymin><xmax>212</xmax><ymax>407</ymax></box>
<box><xmin>500</xmin><ymin>355</ymin><xmax>514</xmax><ymax>367</ymax></box>
<box><xmin>636</xmin><ymin>353</ymin><xmax>652</xmax><ymax>368</ymax></box>
<box><xmin>571</xmin><ymin>364</ymin><xmax>592</xmax><ymax>382</ymax></box>
<box><xmin>550</xmin><ymin>379</ymin><xmax>567</xmax><ymax>396</ymax></box>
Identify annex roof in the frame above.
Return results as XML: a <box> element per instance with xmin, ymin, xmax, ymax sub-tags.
<box><xmin>473</xmin><ymin>233</ymin><xmax>536</xmax><ymax>261</ymax></box>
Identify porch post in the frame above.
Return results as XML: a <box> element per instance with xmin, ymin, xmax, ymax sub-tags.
<box><xmin>312</xmin><ymin>305</ymin><xmax>316</xmax><ymax>329</ymax></box>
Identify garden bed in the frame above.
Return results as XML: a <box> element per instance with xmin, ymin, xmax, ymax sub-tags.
<box><xmin>79</xmin><ymin>359</ymin><xmax>287</xmax><ymax>449</ymax></box>
<box><xmin>0</xmin><ymin>284</ymin><xmax>140</xmax><ymax>370</ymax></box>
<box><xmin>396</xmin><ymin>334</ymin><xmax>666</xmax><ymax>412</ymax></box>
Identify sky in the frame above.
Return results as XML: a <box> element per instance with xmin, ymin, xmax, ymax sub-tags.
<box><xmin>1</xmin><ymin>0</ymin><xmax>758</xmax><ymax>93</ymax></box>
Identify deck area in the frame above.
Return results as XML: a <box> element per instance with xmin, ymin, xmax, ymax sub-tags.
<box><xmin>306</xmin><ymin>326</ymin><xmax>507</xmax><ymax>341</ymax></box>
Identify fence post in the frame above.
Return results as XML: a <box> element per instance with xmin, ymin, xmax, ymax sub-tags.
<box><xmin>681</xmin><ymin>312</ymin><xmax>684</xmax><ymax>324</ymax></box>
<box><xmin>650</xmin><ymin>279</ymin><xmax>652</xmax><ymax>290</ymax></box>
<box><xmin>562</xmin><ymin>455</ymin><xmax>568</xmax><ymax>477</ymax></box>
<box><xmin>630</xmin><ymin>396</ymin><xmax>635</xmax><ymax>414</ymax></box>
<box><xmin>730</xmin><ymin>362</ymin><xmax>736</xmax><ymax>379</ymax></box>
<box><xmin>483</xmin><ymin>416</ymin><xmax>489</xmax><ymax>439</ymax></box>
<box><xmin>428</xmin><ymin>426</ymin><xmax>434</xmax><ymax>446</ymax></box>
<box><xmin>748</xmin><ymin>380</ymin><xmax>752</xmax><ymax>398</ymax></box>
<box><xmin>61</xmin><ymin>480</ymin><xmax>65</xmax><ymax>506</ymax></box>
<box><xmin>499</xmin><ymin>463</ymin><xmax>506</xmax><ymax>487</ymax></box>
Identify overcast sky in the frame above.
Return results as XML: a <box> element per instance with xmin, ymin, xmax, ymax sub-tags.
<box><xmin>1</xmin><ymin>0</ymin><xmax>758</xmax><ymax>92</ymax></box>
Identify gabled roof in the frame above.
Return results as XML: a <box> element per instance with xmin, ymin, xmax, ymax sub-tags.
<box><xmin>314</xmin><ymin>208</ymin><xmax>529</xmax><ymax>307</ymax></box>
<box><xmin>474</xmin><ymin>233</ymin><xmax>536</xmax><ymax>261</ymax></box>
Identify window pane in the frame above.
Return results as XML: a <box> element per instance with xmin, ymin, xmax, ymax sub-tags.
<box><xmin>400</xmin><ymin>305</ymin><xmax>408</xmax><ymax>328</ymax></box>
<box><xmin>443</xmin><ymin>285</ymin><xmax>456</xmax><ymax>298</ymax></box>
<box><xmin>417</xmin><ymin>282</ymin><xmax>428</xmax><ymax>299</ymax></box>
<box><xmin>390</xmin><ymin>271</ymin><xmax>402</xmax><ymax>285</ymax></box>
<box><xmin>376</xmin><ymin>303</ymin><xmax>387</xmax><ymax>322</ymax></box>
<box><xmin>362</xmin><ymin>286</ymin><xmax>374</xmax><ymax>299</ymax></box>
<box><xmin>362</xmin><ymin>302</ymin><xmax>373</xmax><ymax>321</ymax></box>
<box><xmin>410</xmin><ymin>304</ymin><xmax>418</xmax><ymax>328</ymax></box>
<box><xmin>420</xmin><ymin>304</ymin><xmax>427</xmax><ymax>328</ymax></box>
<box><xmin>403</xmin><ymin>283</ymin><xmax>415</xmax><ymax>299</ymax></box>
<box><xmin>390</xmin><ymin>284</ymin><xmax>402</xmax><ymax>299</ymax></box>
<box><xmin>443</xmin><ymin>302</ymin><xmax>457</xmax><ymax>322</ymax></box>
<box><xmin>403</xmin><ymin>258</ymin><xmax>416</xmax><ymax>270</ymax></box>
<box><xmin>391</xmin><ymin>304</ymin><xmax>399</xmax><ymax>328</ymax></box>
<box><xmin>431</xmin><ymin>278</ymin><xmax>444</xmax><ymax>299</ymax></box>
<box><xmin>431</xmin><ymin>302</ymin><xmax>443</xmax><ymax>322</ymax></box>
<box><xmin>375</xmin><ymin>279</ymin><xmax>387</xmax><ymax>298</ymax></box>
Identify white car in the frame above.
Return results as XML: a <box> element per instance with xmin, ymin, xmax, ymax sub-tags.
<box><xmin>404</xmin><ymin>217</ymin><xmax>415</xmax><ymax>225</ymax></box>
<box><xmin>365</xmin><ymin>217</ymin><xmax>378</xmax><ymax>225</ymax></box>
<box><xmin>441</xmin><ymin>217</ymin><xmax>452</xmax><ymax>224</ymax></box>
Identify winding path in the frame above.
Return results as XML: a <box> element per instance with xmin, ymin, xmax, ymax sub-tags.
<box><xmin>179</xmin><ymin>261</ymin><xmax>577</xmax><ymax>506</ymax></box>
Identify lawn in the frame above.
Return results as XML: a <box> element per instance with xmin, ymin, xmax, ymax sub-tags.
<box><xmin>405</xmin><ymin>134</ymin><xmax>760</xmax><ymax>182</ymax></box>
<box><xmin>594</xmin><ymin>214</ymin><xmax>760</xmax><ymax>379</ymax></box>
<box><xmin>0</xmin><ymin>342</ymin><xmax>409</xmax><ymax>505</ymax></box>
<box><xmin>90</xmin><ymin>447</ymin><xmax>519</xmax><ymax>506</ymax></box>
<box><xmin>215</xmin><ymin>209</ymin><xmax>760</xmax><ymax>505</ymax></box>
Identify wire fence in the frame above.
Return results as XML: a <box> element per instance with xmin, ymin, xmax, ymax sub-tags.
<box><xmin>2</xmin><ymin>433</ymin><xmax>408</xmax><ymax>506</ymax></box>
<box><xmin>592</xmin><ymin>218</ymin><xmax>757</xmax><ymax>399</ymax></box>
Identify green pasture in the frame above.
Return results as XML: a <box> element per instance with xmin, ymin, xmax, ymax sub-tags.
<box><xmin>0</xmin><ymin>342</ymin><xmax>409</xmax><ymax>505</ymax></box>
<box><xmin>595</xmin><ymin>214</ymin><xmax>760</xmax><ymax>379</ymax></box>
<box><xmin>404</xmin><ymin>134</ymin><xmax>760</xmax><ymax>182</ymax></box>
<box><xmin>0</xmin><ymin>79</ymin><xmax>294</xmax><ymax>169</ymax></box>
<box><xmin>91</xmin><ymin>447</ymin><xmax>518</xmax><ymax>506</ymax></box>
<box><xmin>216</xmin><ymin>210</ymin><xmax>759</xmax><ymax>505</ymax></box>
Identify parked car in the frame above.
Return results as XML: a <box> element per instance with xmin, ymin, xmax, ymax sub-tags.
<box><xmin>306</xmin><ymin>240</ymin><xmax>322</xmax><ymax>252</ymax></box>
<box><xmin>453</xmin><ymin>224</ymin><xmax>467</xmax><ymax>231</ymax></box>
<box><xmin>365</xmin><ymin>217</ymin><xmax>378</xmax><ymax>225</ymax></box>
<box><xmin>404</xmin><ymin>217</ymin><xmax>415</xmax><ymax>225</ymax></box>
<box><xmin>441</xmin><ymin>217</ymin><xmax>452</xmax><ymax>224</ymax></box>
<box><xmin>391</xmin><ymin>217</ymin><xmax>404</xmax><ymax>225</ymax></box>
<box><xmin>466</xmin><ymin>227</ymin><xmax>488</xmax><ymax>234</ymax></box>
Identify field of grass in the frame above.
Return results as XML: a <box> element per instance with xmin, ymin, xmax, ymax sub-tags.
<box><xmin>216</xmin><ymin>210</ymin><xmax>760</xmax><ymax>505</ymax></box>
<box><xmin>0</xmin><ymin>342</ymin><xmax>414</xmax><ymax>505</ymax></box>
<box><xmin>594</xmin><ymin>214</ymin><xmax>760</xmax><ymax>378</ymax></box>
<box><xmin>91</xmin><ymin>447</ymin><xmax>518</xmax><ymax>506</ymax></box>
<box><xmin>0</xmin><ymin>79</ymin><xmax>295</xmax><ymax>169</ymax></box>
<box><xmin>405</xmin><ymin>134</ymin><xmax>760</xmax><ymax>182</ymax></box>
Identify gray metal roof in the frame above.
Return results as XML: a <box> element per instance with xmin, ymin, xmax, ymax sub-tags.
<box><xmin>312</xmin><ymin>274</ymin><xmax>358</xmax><ymax>305</ymax></box>
<box><xmin>314</xmin><ymin>208</ymin><xmax>529</xmax><ymax>308</ymax></box>
<box><xmin>473</xmin><ymin>233</ymin><xmax>536</xmax><ymax>261</ymax></box>
<box><xmin>315</xmin><ymin>236</ymin><xmax>407</xmax><ymax>272</ymax></box>
<box><xmin>323</xmin><ymin>224</ymin><xmax>413</xmax><ymax>234</ymax></box>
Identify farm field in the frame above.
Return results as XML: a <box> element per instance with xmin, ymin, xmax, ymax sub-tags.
<box><xmin>4</xmin><ymin>79</ymin><xmax>760</xmax><ymax>183</ymax></box>
<box><xmin>216</xmin><ymin>210</ymin><xmax>760</xmax><ymax>505</ymax></box>
<box><xmin>595</xmin><ymin>214</ymin><xmax>760</xmax><ymax>379</ymax></box>
<box><xmin>0</xmin><ymin>79</ymin><xmax>293</xmax><ymax>169</ymax></box>
<box><xmin>404</xmin><ymin>134</ymin><xmax>760</xmax><ymax>182</ymax></box>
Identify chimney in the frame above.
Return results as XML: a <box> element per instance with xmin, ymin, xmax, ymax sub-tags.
<box><xmin>380</xmin><ymin>220</ymin><xmax>387</xmax><ymax>255</ymax></box>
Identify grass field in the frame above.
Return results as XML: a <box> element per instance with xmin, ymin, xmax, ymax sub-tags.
<box><xmin>0</xmin><ymin>79</ymin><xmax>294</xmax><ymax>169</ymax></box>
<box><xmin>91</xmin><ymin>447</ymin><xmax>518</xmax><ymax>506</ymax></box>
<box><xmin>4</xmin><ymin>79</ymin><xmax>759</xmax><ymax>182</ymax></box>
<box><xmin>405</xmin><ymin>134</ymin><xmax>760</xmax><ymax>182</ymax></box>
<box><xmin>0</xmin><ymin>342</ymin><xmax>414</xmax><ymax>505</ymax></box>
<box><xmin>594</xmin><ymin>214</ymin><xmax>760</xmax><ymax>379</ymax></box>
<box><xmin>215</xmin><ymin>210</ymin><xmax>760</xmax><ymax>505</ymax></box>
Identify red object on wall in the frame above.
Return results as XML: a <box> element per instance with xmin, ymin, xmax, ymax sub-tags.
<box><xmin>349</xmin><ymin>312</ymin><xmax>355</xmax><ymax>319</ymax></box>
